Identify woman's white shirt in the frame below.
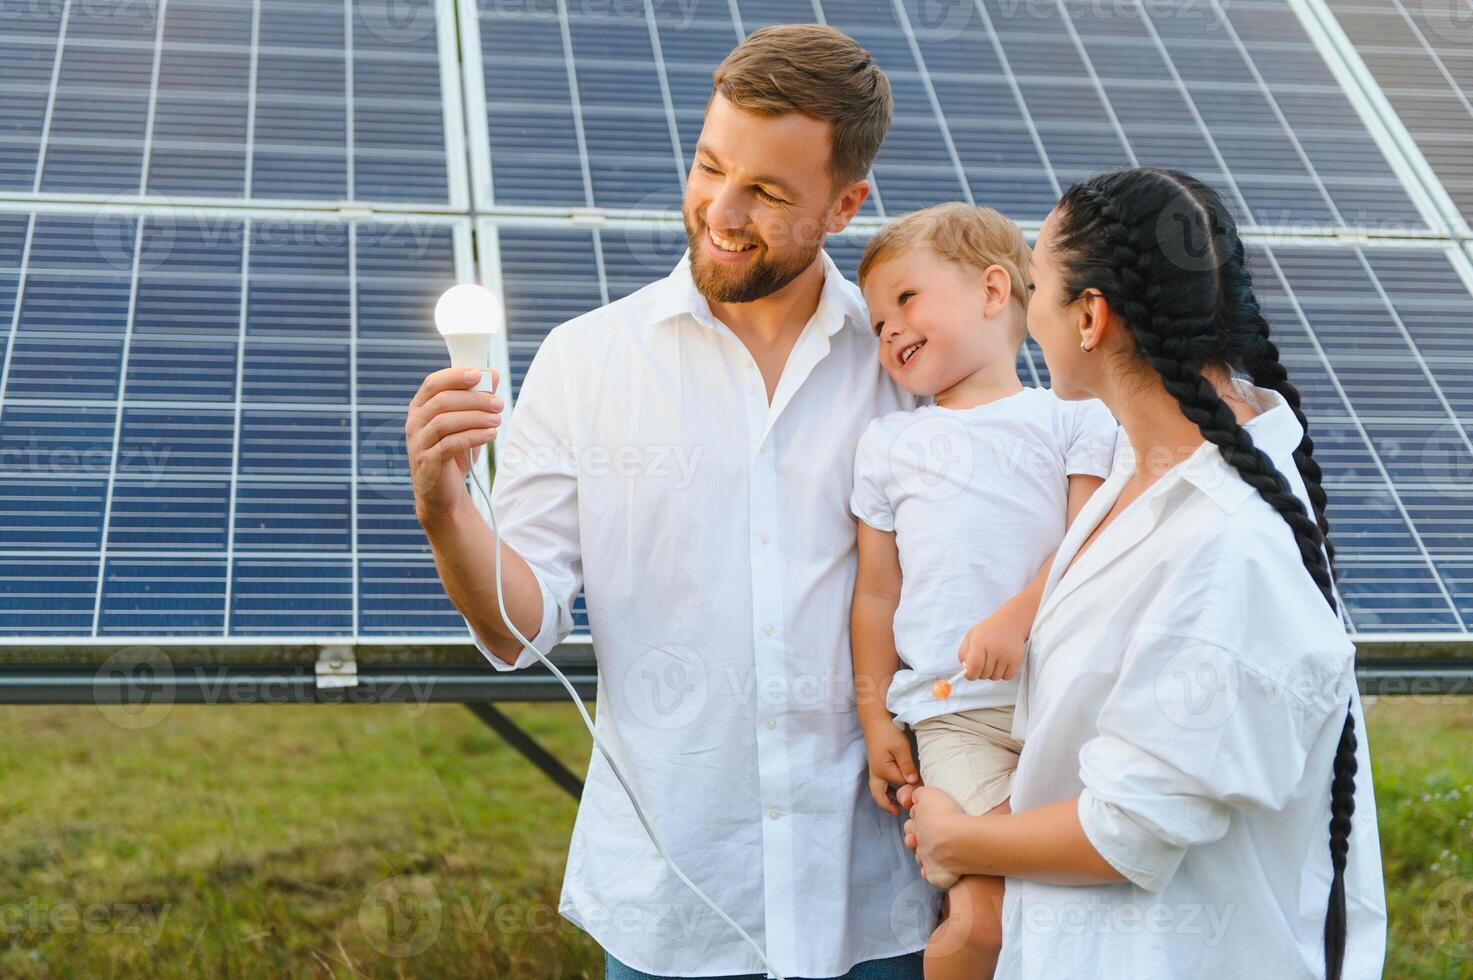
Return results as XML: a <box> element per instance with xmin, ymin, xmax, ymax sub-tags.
<box><xmin>999</xmin><ymin>381</ymin><xmax>1387</xmax><ymax>979</ymax></box>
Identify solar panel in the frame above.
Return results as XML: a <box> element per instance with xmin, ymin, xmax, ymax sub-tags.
<box><xmin>0</xmin><ymin>0</ymin><xmax>1469</xmax><ymax>645</ymax></box>
<box><xmin>0</xmin><ymin>0</ymin><xmax>464</xmax><ymax>206</ymax></box>
<box><xmin>466</xmin><ymin>0</ymin><xmax>1433</xmax><ymax>231</ymax></box>
<box><xmin>488</xmin><ymin>221</ymin><xmax>1473</xmax><ymax>635</ymax></box>
<box><xmin>0</xmin><ymin>207</ymin><xmax>473</xmax><ymax>636</ymax></box>
<box><xmin>1320</xmin><ymin>0</ymin><xmax>1473</xmax><ymax>233</ymax></box>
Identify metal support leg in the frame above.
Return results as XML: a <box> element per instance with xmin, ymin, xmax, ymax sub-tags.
<box><xmin>465</xmin><ymin>702</ymin><xmax>584</xmax><ymax>799</ymax></box>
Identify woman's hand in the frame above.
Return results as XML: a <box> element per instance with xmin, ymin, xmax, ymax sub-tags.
<box><xmin>898</xmin><ymin>783</ymin><xmax>967</xmax><ymax>883</ymax></box>
<box><xmin>862</xmin><ymin>718</ymin><xmax>920</xmax><ymax>816</ymax></box>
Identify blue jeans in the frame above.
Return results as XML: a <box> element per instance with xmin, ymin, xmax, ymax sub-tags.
<box><xmin>604</xmin><ymin>949</ymin><xmax>924</xmax><ymax>980</ymax></box>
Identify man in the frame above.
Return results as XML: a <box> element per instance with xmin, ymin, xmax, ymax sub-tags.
<box><xmin>409</xmin><ymin>25</ymin><xmax>931</xmax><ymax>979</ymax></box>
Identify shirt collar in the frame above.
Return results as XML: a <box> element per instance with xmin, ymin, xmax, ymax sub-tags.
<box><xmin>648</xmin><ymin>246</ymin><xmax>864</xmax><ymax>338</ymax></box>
<box><xmin>1116</xmin><ymin>379</ymin><xmax>1305</xmax><ymax>515</ymax></box>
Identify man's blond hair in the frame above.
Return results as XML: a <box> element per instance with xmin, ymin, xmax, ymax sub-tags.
<box><xmin>858</xmin><ymin>203</ymin><xmax>1033</xmax><ymax>349</ymax></box>
<box><xmin>712</xmin><ymin>24</ymin><xmax>892</xmax><ymax>189</ymax></box>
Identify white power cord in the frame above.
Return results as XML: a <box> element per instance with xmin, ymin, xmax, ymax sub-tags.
<box><xmin>462</xmin><ymin>450</ymin><xmax>786</xmax><ymax>980</ymax></box>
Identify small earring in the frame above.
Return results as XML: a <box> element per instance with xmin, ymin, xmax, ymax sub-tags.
<box><xmin>1080</xmin><ymin>341</ymin><xmax>1093</xmax><ymax>353</ymax></box>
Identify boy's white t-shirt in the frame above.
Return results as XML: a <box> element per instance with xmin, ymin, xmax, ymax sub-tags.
<box><xmin>850</xmin><ymin>387</ymin><xmax>1118</xmax><ymax>728</ymax></box>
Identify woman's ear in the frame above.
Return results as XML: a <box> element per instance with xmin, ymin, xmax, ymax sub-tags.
<box><xmin>1079</xmin><ymin>289</ymin><xmax>1112</xmax><ymax>352</ymax></box>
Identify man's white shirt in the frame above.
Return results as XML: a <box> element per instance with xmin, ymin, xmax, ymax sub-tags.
<box><xmin>462</xmin><ymin>247</ymin><xmax>935</xmax><ymax>977</ymax></box>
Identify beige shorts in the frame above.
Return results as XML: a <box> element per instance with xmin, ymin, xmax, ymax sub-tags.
<box><xmin>911</xmin><ymin>705</ymin><xmax>1023</xmax><ymax>818</ymax></box>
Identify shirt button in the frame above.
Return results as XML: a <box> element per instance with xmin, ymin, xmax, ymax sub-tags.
<box><xmin>759</xmin><ymin>532</ymin><xmax>770</xmax><ymax>544</ymax></box>
<box><xmin>765</xmin><ymin>718</ymin><xmax>776</xmax><ymax>730</ymax></box>
<box><xmin>768</xmin><ymin>808</ymin><xmax>780</xmax><ymax>820</ymax></box>
<box><xmin>761</xmin><ymin>624</ymin><xmax>774</xmax><ymax>637</ymax></box>
<box><xmin>758</xmin><ymin>444</ymin><xmax>767</xmax><ymax>455</ymax></box>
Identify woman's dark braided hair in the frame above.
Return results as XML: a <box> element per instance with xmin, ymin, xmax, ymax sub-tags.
<box><xmin>1051</xmin><ymin>166</ymin><xmax>1357</xmax><ymax>979</ymax></box>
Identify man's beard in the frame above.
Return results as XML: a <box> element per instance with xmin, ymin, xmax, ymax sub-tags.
<box><xmin>684</xmin><ymin>213</ymin><xmax>821</xmax><ymax>304</ymax></box>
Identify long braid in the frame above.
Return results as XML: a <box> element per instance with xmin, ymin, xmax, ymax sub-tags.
<box><xmin>1056</xmin><ymin>168</ymin><xmax>1357</xmax><ymax>980</ymax></box>
<box><xmin>1218</xmin><ymin>225</ymin><xmax>1356</xmax><ymax>980</ymax></box>
<box><xmin>1220</xmin><ymin>234</ymin><xmax>1338</xmax><ymax>573</ymax></box>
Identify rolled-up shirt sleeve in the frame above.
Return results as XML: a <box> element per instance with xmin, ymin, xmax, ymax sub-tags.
<box><xmin>460</xmin><ymin>324</ymin><xmax>582</xmax><ymax>671</ymax></box>
<box><xmin>1076</xmin><ymin>629</ymin><xmax>1348</xmax><ymax>892</ymax></box>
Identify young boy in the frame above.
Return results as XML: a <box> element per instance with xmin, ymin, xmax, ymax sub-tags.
<box><xmin>849</xmin><ymin>203</ymin><xmax>1117</xmax><ymax>978</ymax></box>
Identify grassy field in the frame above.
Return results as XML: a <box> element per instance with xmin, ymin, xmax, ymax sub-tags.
<box><xmin>0</xmin><ymin>694</ymin><xmax>1467</xmax><ymax>978</ymax></box>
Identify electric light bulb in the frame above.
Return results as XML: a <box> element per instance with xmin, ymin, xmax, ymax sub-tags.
<box><xmin>435</xmin><ymin>283</ymin><xmax>503</xmax><ymax>393</ymax></box>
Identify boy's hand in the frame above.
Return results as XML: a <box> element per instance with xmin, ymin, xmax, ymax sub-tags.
<box><xmin>958</xmin><ymin>604</ymin><xmax>1029</xmax><ymax>682</ymax></box>
<box><xmin>862</xmin><ymin>718</ymin><xmax>920</xmax><ymax>816</ymax></box>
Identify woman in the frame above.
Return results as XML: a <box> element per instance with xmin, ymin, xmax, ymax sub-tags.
<box><xmin>897</xmin><ymin>167</ymin><xmax>1386</xmax><ymax>978</ymax></box>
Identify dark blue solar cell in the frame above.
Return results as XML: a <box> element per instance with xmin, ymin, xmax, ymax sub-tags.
<box><xmin>355</xmin><ymin>0</ymin><xmax>441</xmax><ymax>56</ymax></box>
<box><xmin>357</xmin><ymin>409</ymin><xmax>413</xmax><ymax>480</ymax></box>
<box><xmin>1326</xmin><ymin>484</ymin><xmax>1421</xmax><ymax>557</ymax></box>
<box><xmin>0</xmin><ymin>559</ymin><xmax>98</xmax><ymax>635</ymax></box>
<box><xmin>119</xmin><ymin>407</ymin><xmax>236</xmax><ymax>474</ymax></box>
<box><xmin>242</xmin><ymin>340</ymin><xmax>350</xmax><ymax>403</ymax></box>
<box><xmin>357</xmin><ymin>223</ymin><xmax>456</xmax><ymax>278</ymax></box>
<box><xmin>0</xmin><ymin>405</ymin><xmax>116</xmax><ymax>475</ymax></box>
<box><xmin>233</xmin><ymin>482</ymin><xmax>352</xmax><ymax>551</ymax></box>
<box><xmin>357</xmin><ymin>481</ymin><xmax>426</xmax><ymax>552</ymax></box>
<box><xmin>249</xmin><ymin>280</ymin><xmax>352</xmax><ymax>338</ymax></box>
<box><xmin>1337</xmin><ymin>560</ymin><xmax>1462</xmax><ymax>632</ymax></box>
<box><xmin>0</xmin><ymin>479</ymin><xmax>106</xmax><ymax>551</ymax></box>
<box><xmin>358</xmin><ymin>558</ymin><xmax>468</xmax><ymax>634</ymax></box>
<box><xmin>230</xmin><ymin>558</ymin><xmax>354</xmax><ymax>635</ymax></box>
<box><xmin>496</xmin><ymin>228</ymin><xmax>602</xmax><ymax>394</ymax></box>
<box><xmin>250</xmin><ymin>224</ymin><xmax>350</xmax><ymax>275</ymax></box>
<box><xmin>238</xmin><ymin>410</ymin><xmax>351</xmax><ymax>476</ymax></box>
<box><xmin>734</xmin><ymin>0</ymin><xmax>814</xmax><ymax>30</ymax></box>
<box><xmin>356</xmin><ymin>281</ymin><xmax>448</xmax><ymax>342</ymax></box>
<box><xmin>135</xmin><ymin>276</ymin><xmax>242</xmax><ymax>339</ymax></box>
<box><xmin>601</xmin><ymin>224</ymin><xmax>688</xmax><ymax>301</ymax></box>
<box><xmin>1435</xmin><ymin>561</ymin><xmax>1473</xmax><ymax>631</ymax></box>
<box><xmin>165</xmin><ymin>0</ymin><xmax>253</xmax><ymax>44</ymax></box>
<box><xmin>121</xmin><ymin>362</ymin><xmax>214</xmax><ymax>417</ymax></box>
<box><xmin>1363</xmin><ymin>420</ymin><xmax>1473</xmax><ymax>485</ymax></box>
<box><xmin>98</xmin><ymin>558</ymin><xmax>227</xmax><ymax>634</ymax></box>
<box><xmin>1310</xmin><ymin>418</ymin><xmax>1382</xmax><ymax>484</ymax></box>
<box><xmin>358</xmin><ymin>342</ymin><xmax>452</xmax><ymax>407</ymax></box>
<box><xmin>18</xmin><ymin>274</ymin><xmax>132</xmax><ymax>337</ymax></box>
<box><xmin>1400</xmin><ymin>487</ymin><xmax>1473</xmax><ymax>556</ymax></box>
<box><xmin>6</xmin><ymin>333</ymin><xmax>123</xmax><ymax>401</ymax></box>
<box><xmin>107</xmin><ymin>479</ymin><xmax>230</xmax><ymax>551</ymax></box>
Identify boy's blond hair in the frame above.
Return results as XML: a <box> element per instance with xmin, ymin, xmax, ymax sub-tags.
<box><xmin>858</xmin><ymin>203</ymin><xmax>1033</xmax><ymax>349</ymax></box>
<box><xmin>712</xmin><ymin>25</ymin><xmax>892</xmax><ymax>189</ymax></box>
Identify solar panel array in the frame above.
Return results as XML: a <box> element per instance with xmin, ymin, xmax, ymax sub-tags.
<box><xmin>1321</xmin><ymin>0</ymin><xmax>1473</xmax><ymax>235</ymax></box>
<box><xmin>0</xmin><ymin>0</ymin><xmax>1469</xmax><ymax>642</ymax></box>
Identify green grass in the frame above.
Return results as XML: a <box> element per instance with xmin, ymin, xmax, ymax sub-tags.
<box><xmin>0</xmin><ymin>695</ymin><xmax>1467</xmax><ymax>978</ymax></box>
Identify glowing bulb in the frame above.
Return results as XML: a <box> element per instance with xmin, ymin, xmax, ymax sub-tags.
<box><xmin>435</xmin><ymin>283</ymin><xmax>503</xmax><ymax>393</ymax></box>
